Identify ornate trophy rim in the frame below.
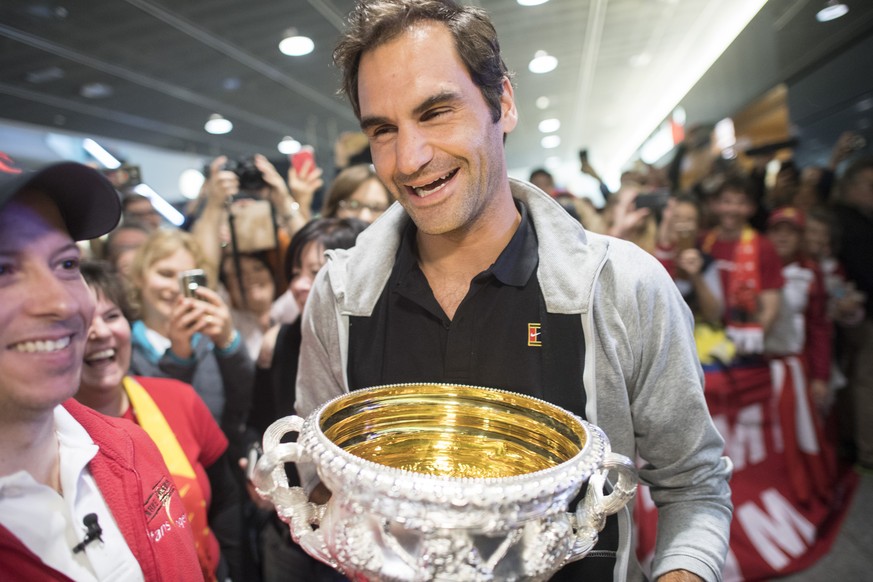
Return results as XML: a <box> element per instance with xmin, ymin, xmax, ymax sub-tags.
<box><xmin>301</xmin><ymin>383</ymin><xmax>609</xmax><ymax>527</ymax></box>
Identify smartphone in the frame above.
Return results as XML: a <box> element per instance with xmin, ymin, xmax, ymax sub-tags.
<box><xmin>291</xmin><ymin>146</ymin><xmax>315</xmax><ymax>175</ymax></box>
<box><xmin>579</xmin><ymin>149</ymin><xmax>588</xmax><ymax>163</ymax></box>
<box><xmin>635</xmin><ymin>188</ymin><xmax>671</xmax><ymax>212</ymax></box>
<box><xmin>178</xmin><ymin>269</ymin><xmax>207</xmax><ymax>298</ymax></box>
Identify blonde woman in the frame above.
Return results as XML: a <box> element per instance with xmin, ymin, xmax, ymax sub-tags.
<box><xmin>128</xmin><ymin>228</ymin><xmax>253</xmax><ymax>447</ymax></box>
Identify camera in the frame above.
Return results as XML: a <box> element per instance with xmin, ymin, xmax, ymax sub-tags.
<box><xmin>179</xmin><ymin>269</ymin><xmax>207</xmax><ymax>298</ymax></box>
<box><xmin>635</xmin><ymin>188</ymin><xmax>671</xmax><ymax>212</ymax></box>
<box><xmin>205</xmin><ymin>156</ymin><xmax>267</xmax><ymax>192</ymax></box>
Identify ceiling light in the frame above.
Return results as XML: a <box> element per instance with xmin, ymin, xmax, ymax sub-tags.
<box><xmin>204</xmin><ymin>114</ymin><xmax>232</xmax><ymax>135</ymax></box>
<box><xmin>517</xmin><ymin>0</ymin><xmax>549</xmax><ymax>6</ymax></box>
<box><xmin>26</xmin><ymin>66</ymin><xmax>64</xmax><ymax>84</ymax></box>
<box><xmin>541</xmin><ymin>135</ymin><xmax>561</xmax><ymax>149</ymax></box>
<box><xmin>528</xmin><ymin>51</ymin><xmax>558</xmax><ymax>74</ymax></box>
<box><xmin>80</xmin><ymin>82</ymin><xmax>113</xmax><ymax>99</ymax></box>
<box><xmin>179</xmin><ymin>169</ymin><xmax>205</xmax><ymax>200</ymax></box>
<box><xmin>536</xmin><ymin>96</ymin><xmax>551</xmax><ymax>110</ymax></box>
<box><xmin>133</xmin><ymin>184</ymin><xmax>185</xmax><ymax>227</ymax></box>
<box><xmin>82</xmin><ymin>138</ymin><xmax>121</xmax><ymax>169</ymax></box>
<box><xmin>222</xmin><ymin>77</ymin><xmax>241</xmax><ymax>91</ymax></box>
<box><xmin>538</xmin><ymin>118</ymin><xmax>561</xmax><ymax>133</ymax></box>
<box><xmin>279</xmin><ymin>30</ymin><xmax>314</xmax><ymax>56</ymax></box>
<box><xmin>816</xmin><ymin>1</ymin><xmax>849</xmax><ymax>22</ymax></box>
<box><xmin>278</xmin><ymin>136</ymin><xmax>302</xmax><ymax>155</ymax></box>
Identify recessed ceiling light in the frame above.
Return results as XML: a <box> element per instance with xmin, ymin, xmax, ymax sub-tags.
<box><xmin>816</xmin><ymin>1</ymin><xmax>848</xmax><ymax>22</ymax></box>
<box><xmin>538</xmin><ymin>118</ymin><xmax>561</xmax><ymax>133</ymax></box>
<box><xmin>528</xmin><ymin>51</ymin><xmax>558</xmax><ymax>74</ymax></box>
<box><xmin>279</xmin><ymin>31</ymin><xmax>314</xmax><ymax>56</ymax></box>
<box><xmin>80</xmin><ymin>82</ymin><xmax>113</xmax><ymax>99</ymax></box>
<box><xmin>26</xmin><ymin>66</ymin><xmax>64</xmax><ymax>84</ymax></box>
<box><xmin>179</xmin><ymin>169</ymin><xmax>205</xmax><ymax>200</ymax></box>
<box><xmin>517</xmin><ymin>0</ymin><xmax>549</xmax><ymax>6</ymax></box>
<box><xmin>278</xmin><ymin>136</ymin><xmax>302</xmax><ymax>154</ymax></box>
<box><xmin>536</xmin><ymin>96</ymin><xmax>551</xmax><ymax>110</ymax></box>
<box><xmin>541</xmin><ymin>135</ymin><xmax>561</xmax><ymax>149</ymax></box>
<box><xmin>205</xmin><ymin>114</ymin><xmax>233</xmax><ymax>135</ymax></box>
<box><xmin>222</xmin><ymin>77</ymin><xmax>242</xmax><ymax>91</ymax></box>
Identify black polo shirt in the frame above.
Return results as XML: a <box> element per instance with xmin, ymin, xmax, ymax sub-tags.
<box><xmin>346</xmin><ymin>201</ymin><xmax>620</xmax><ymax>580</ymax></box>
<box><xmin>347</xmin><ymin>200</ymin><xmax>587</xmax><ymax>417</ymax></box>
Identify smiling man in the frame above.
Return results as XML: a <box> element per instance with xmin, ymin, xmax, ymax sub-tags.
<box><xmin>293</xmin><ymin>2</ymin><xmax>732</xmax><ymax>581</ymax></box>
<box><xmin>0</xmin><ymin>155</ymin><xmax>201</xmax><ymax>581</ymax></box>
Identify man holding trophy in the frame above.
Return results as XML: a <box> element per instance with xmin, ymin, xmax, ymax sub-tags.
<box><xmin>281</xmin><ymin>1</ymin><xmax>732</xmax><ymax>580</ymax></box>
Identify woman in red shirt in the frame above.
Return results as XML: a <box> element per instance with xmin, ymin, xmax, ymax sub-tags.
<box><xmin>75</xmin><ymin>260</ymin><xmax>241</xmax><ymax>582</ymax></box>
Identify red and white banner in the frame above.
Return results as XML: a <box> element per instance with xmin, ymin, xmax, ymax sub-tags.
<box><xmin>635</xmin><ymin>358</ymin><xmax>859</xmax><ymax>581</ymax></box>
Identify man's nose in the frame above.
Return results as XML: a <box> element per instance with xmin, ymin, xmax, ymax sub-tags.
<box><xmin>27</xmin><ymin>267</ymin><xmax>84</xmax><ymax>321</ymax></box>
<box><xmin>394</xmin><ymin>127</ymin><xmax>433</xmax><ymax>178</ymax></box>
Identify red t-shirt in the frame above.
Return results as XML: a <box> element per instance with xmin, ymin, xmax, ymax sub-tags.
<box><xmin>122</xmin><ymin>376</ymin><xmax>227</xmax><ymax>508</ymax></box>
<box><xmin>706</xmin><ymin>233</ymin><xmax>785</xmax><ymax>301</ymax></box>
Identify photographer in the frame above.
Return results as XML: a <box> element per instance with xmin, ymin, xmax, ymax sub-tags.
<box><xmin>191</xmin><ymin>154</ymin><xmax>323</xmax><ymax>285</ymax></box>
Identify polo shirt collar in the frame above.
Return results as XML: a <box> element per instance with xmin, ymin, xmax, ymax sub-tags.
<box><xmin>394</xmin><ymin>199</ymin><xmax>538</xmax><ymax>288</ymax></box>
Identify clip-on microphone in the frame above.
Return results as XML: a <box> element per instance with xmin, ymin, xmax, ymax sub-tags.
<box><xmin>72</xmin><ymin>513</ymin><xmax>103</xmax><ymax>554</ymax></box>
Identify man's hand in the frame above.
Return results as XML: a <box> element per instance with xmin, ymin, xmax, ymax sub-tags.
<box><xmin>657</xmin><ymin>570</ymin><xmax>705</xmax><ymax>582</ymax></box>
<box><xmin>253</xmin><ymin>154</ymin><xmax>291</xmax><ymax>207</ymax></box>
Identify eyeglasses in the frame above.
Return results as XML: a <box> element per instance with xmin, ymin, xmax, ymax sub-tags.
<box><xmin>337</xmin><ymin>199</ymin><xmax>390</xmax><ymax>214</ymax></box>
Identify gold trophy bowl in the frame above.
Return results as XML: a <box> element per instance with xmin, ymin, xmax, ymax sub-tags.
<box><xmin>254</xmin><ymin>383</ymin><xmax>637</xmax><ymax>581</ymax></box>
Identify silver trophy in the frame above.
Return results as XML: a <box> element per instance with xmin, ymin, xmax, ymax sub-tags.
<box><xmin>254</xmin><ymin>383</ymin><xmax>637</xmax><ymax>581</ymax></box>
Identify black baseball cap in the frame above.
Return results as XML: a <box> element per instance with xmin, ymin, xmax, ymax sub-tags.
<box><xmin>0</xmin><ymin>152</ymin><xmax>121</xmax><ymax>241</ymax></box>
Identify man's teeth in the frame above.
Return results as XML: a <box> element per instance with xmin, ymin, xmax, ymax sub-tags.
<box><xmin>86</xmin><ymin>349</ymin><xmax>116</xmax><ymax>362</ymax></box>
<box><xmin>13</xmin><ymin>336</ymin><xmax>72</xmax><ymax>353</ymax></box>
<box><xmin>413</xmin><ymin>171</ymin><xmax>454</xmax><ymax>197</ymax></box>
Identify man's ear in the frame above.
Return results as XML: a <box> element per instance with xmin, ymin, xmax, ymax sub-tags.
<box><xmin>499</xmin><ymin>77</ymin><xmax>518</xmax><ymax>134</ymax></box>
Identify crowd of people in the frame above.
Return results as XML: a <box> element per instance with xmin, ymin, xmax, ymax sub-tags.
<box><xmin>533</xmin><ymin>129</ymin><xmax>870</xmax><ymax>579</ymax></box>
<box><xmin>1</xmin><ymin>0</ymin><xmax>870</xmax><ymax>581</ymax></box>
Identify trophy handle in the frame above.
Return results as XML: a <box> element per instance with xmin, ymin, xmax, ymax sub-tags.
<box><xmin>253</xmin><ymin>416</ymin><xmax>332</xmax><ymax>564</ymax></box>
<box><xmin>566</xmin><ymin>451</ymin><xmax>638</xmax><ymax>562</ymax></box>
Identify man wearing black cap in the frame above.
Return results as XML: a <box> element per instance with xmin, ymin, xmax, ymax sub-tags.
<box><xmin>0</xmin><ymin>153</ymin><xmax>202</xmax><ymax>580</ymax></box>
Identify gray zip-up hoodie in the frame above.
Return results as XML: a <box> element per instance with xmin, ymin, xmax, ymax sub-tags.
<box><xmin>295</xmin><ymin>179</ymin><xmax>732</xmax><ymax>582</ymax></box>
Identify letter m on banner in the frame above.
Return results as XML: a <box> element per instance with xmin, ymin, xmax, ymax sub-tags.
<box><xmin>736</xmin><ymin>488</ymin><xmax>816</xmax><ymax>570</ymax></box>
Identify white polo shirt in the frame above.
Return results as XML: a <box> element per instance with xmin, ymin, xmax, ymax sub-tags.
<box><xmin>0</xmin><ymin>406</ymin><xmax>144</xmax><ymax>582</ymax></box>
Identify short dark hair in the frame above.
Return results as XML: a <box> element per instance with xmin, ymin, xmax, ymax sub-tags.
<box><xmin>333</xmin><ymin>0</ymin><xmax>513</xmax><ymax>123</ymax></box>
<box><xmin>283</xmin><ymin>218</ymin><xmax>369</xmax><ymax>284</ymax></box>
<box><xmin>529</xmin><ymin>168</ymin><xmax>552</xmax><ymax>182</ymax></box>
<box><xmin>714</xmin><ymin>174</ymin><xmax>755</xmax><ymax>203</ymax></box>
<box><xmin>80</xmin><ymin>260</ymin><xmax>134</xmax><ymax>319</ymax></box>
<box><xmin>838</xmin><ymin>156</ymin><xmax>873</xmax><ymax>199</ymax></box>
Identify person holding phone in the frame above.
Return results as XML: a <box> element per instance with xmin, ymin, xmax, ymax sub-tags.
<box><xmin>127</xmin><ymin>228</ymin><xmax>254</xmax><ymax>451</ymax></box>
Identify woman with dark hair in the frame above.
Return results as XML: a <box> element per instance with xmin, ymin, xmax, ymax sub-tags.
<box><xmin>245</xmin><ymin>218</ymin><xmax>367</xmax><ymax>582</ymax></box>
<box><xmin>76</xmin><ymin>260</ymin><xmax>242</xmax><ymax>582</ymax></box>
<box><xmin>250</xmin><ymin>217</ymin><xmax>369</xmax><ymax>434</ymax></box>
<box><xmin>219</xmin><ymin>249</ymin><xmax>288</xmax><ymax>360</ymax></box>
